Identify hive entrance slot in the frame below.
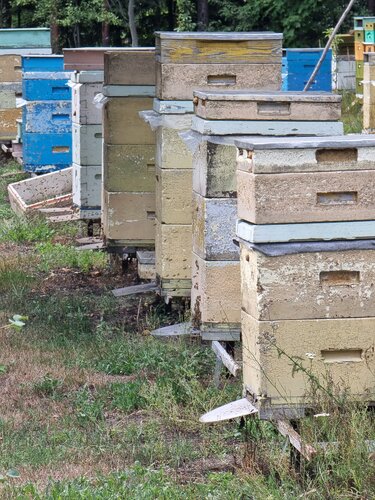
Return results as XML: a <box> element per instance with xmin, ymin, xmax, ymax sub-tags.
<box><xmin>316</xmin><ymin>148</ymin><xmax>358</xmax><ymax>163</ymax></box>
<box><xmin>207</xmin><ymin>74</ymin><xmax>236</xmax><ymax>85</ymax></box>
<box><xmin>316</xmin><ymin>191</ymin><xmax>358</xmax><ymax>205</ymax></box>
<box><xmin>320</xmin><ymin>270</ymin><xmax>360</xmax><ymax>286</ymax></box>
<box><xmin>321</xmin><ymin>349</ymin><xmax>363</xmax><ymax>363</ymax></box>
<box><xmin>52</xmin><ymin>146</ymin><xmax>70</xmax><ymax>153</ymax></box>
<box><xmin>257</xmin><ymin>101</ymin><xmax>291</xmax><ymax>116</ymax></box>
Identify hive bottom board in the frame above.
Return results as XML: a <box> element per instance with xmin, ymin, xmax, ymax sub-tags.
<box><xmin>242</xmin><ymin>310</ymin><xmax>375</xmax><ymax>407</ymax></box>
<box><xmin>102</xmin><ymin>190</ymin><xmax>155</xmax><ymax>246</ymax></box>
<box><xmin>191</xmin><ymin>252</ymin><xmax>241</xmax><ymax>328</ymax></box>
<box><xmin>156</xmin><ymin>277</ymin><xmax>192</xmax><ymax>301</ymax></box>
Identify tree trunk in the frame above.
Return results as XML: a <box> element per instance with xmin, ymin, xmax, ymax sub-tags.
<box><xmin>102</xmin><ymin>0</ymin><xmax>110</xmax><ymax>46</ymax></box>
<box><xmin>167</xmin><ymin>0</ymin><xmax>174</xmax><ymax>30</ymax></box>
<box><xmin>51</xmin><ymin>21</ymin><xmax>60</xmax><ymax>54</ymax></box>
<box><xmin>128</xmin><ymin>0</ymin><xmax>138</xmax><ymax>47</ymax></box>
<box><xmin>197</xmin><ymin>0</ymin><xmax>208</xmax><ymax>31</ymax></box>
<box><xmin>0</xmin><ymin>0</ymin><xmax>12</xmax><ymax>28</ymax></box>
<box><xmin>369</xmin><ymin>0</ymin><xmax>375</xmax><ymax>15</ymax></box>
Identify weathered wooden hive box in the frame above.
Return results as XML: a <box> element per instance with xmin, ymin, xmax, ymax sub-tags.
<box><xmin>155</xmin><ymin>32</ymin><xmax>283</xmax><ymax>100</ymax></box>
<box><xmin>235</xmin><ymin>134</ymin><xmax>375</xmax><ymax>410</ymax></box>
<box><xmin>69</xmin><ymin>68</ymin><xmax>104</xmax><ymax>219</ymax></box>
<box><xmin>102</xmin><ymin>49</ymin><xmax>156</xmax><ymax>249</ymax></box>
<box><xmin>190</xmin><ymin>90</ymin><xmax>343</xmax><ymax>336</ymax></box>
<box><xmin>8</xmin><ymin>167</ymin><xmax>72</xmax><ymax>215</ymax></box>
<box><xmin>151</xmin><ymin>32</ymin><xmax>283</xmax><ymax>302</ymax></box>
<box><xmin>22</xmin><ymin>55</ymin><xmax>72</xmax><ymax>173</ymax></box>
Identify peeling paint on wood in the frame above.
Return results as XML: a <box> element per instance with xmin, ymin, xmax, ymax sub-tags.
<box><xmin>155</xmin><ymin>167</ymin><xmax>192</xmax><ymax>224</ymax></box>
<box><xmin>155</xmin><ymin>221</ymin><xmax>192</xmax><ymax>280</ymax></box>
<box><xmin>192</xmin><ymin>193</ymin><xmax>238</xmax><ymax>261</ymax></box>
<box><xmin>104</xmin><ymin>144</ymin><xmax>155</xmax><ymax>193</ymax></box>
<box><xmin>240</xmin><ymin>243</ymin><xmax>375</xmax><ymax>321</ymax></box>
<box><xmin>191</xmin><ymin>252</ymin><xmax>241</xmax><ymax>327</ymax></box>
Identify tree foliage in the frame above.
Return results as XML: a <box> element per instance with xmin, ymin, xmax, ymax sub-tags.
<box><xmin>3</xmin><ymin>0</ymin><xmax>375</xmax><ymax>50</ymax></box>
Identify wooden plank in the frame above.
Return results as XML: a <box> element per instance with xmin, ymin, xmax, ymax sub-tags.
<box><xmin>39</xmin><ymin>207</ymin><xmax>73</xmax><ymax>215</ymax></box>
<box><xmin>211</xmin><ymin>341</ymin><xmax>241</xmax><ymax>376</ymax></box>
<box><xmin>112</xmin><ymin>282</ymin><xmax>158</xmax><ymax>297</ymax></box>
<box><xmin>276</xmin><ymin>420</ymin><xmax>317</xmax><ymax>461</ymax></box>
<box><xmin>76</xmin><ymin>242</ymin><xmax>104</xmax><ymax>251</ymax></box>
<box><xmin>151</xmin><ymin>322</ymin><xmax>193</xmax><ymax>337</ymax></box>
<box><xmin>48</xmin><ymin>213</ymin><xmax>80</xmax><ymax>223</ymax></box>
<box><xmin>76</xmin><ymin>237</ymin><xmax>102</xmax><ymax>245</ymax></box>
<box><xmin>201</xmin><ymin>330</ymin><xmax>240</xmax><ymax>342</ymax></box>
<box><xmin>200</xmin><ymin>398</ymin><xmax>258</xmax><ymax>423</ymax></box>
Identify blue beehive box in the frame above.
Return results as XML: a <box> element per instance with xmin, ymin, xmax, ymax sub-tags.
<box><xmin>22</xmin><ymin>132</ymin><xmax>72</xmax><ymax>172</ymax></box>
<box><xmin>22</xmin><ymin>55</ymin><xmax>64</xmax><ymax>73</ymax></box>
<box><xmin>22</xmin><ymin>72</ymin><xmax>71</xmax><ymax>100</ymax></box>
<box><xmin>285</xmin><ymin>48</ymin><xmax>332</xmax><ymax>91</ymax></box>
<box><xmin>23</xmin><ymin>101</ymin><xmax>71</xmax><ymax>134</ymax></box>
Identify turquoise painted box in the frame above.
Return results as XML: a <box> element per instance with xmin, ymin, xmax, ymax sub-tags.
<box><xmin>0</xmin><ymin>28</ymin><xmax>51</xmax><ymax>49</ymax></box>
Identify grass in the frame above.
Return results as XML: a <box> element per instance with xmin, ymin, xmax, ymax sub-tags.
<box><xmin>1</xmin><ymin>94</ymin><xmax>375</xmax><ymax>498</ymax></box>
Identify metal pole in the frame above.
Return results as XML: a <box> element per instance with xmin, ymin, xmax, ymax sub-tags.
<box><xmin>303</xmin><ymin>0</ymin><xmax>357</xmax><ymax>91</ymax></box>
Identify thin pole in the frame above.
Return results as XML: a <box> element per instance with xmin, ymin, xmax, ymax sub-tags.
<box><xmin>303</xmin><ymin>0</ymin><xmax>357</xmax><ymax>91</ymax></box>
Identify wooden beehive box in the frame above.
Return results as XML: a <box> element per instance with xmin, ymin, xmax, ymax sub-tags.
<box><xmin>235</xmin><ymin>135</ymin><xmax>375</xmax><ymax>225</ymax></box>
<box><xmin>104</xmin><ymin>49</ymin><xmax>155</xmax><ymax>86</ymax></box>
<box><xmin>193</xmin><ymin>90</ymin><xmax>342</xmax><ymax>121</ymax></box>
<box><xmin>155</xmin><ymin>31</ymin><xmax>283</xmax><ymax>100</ymax></box>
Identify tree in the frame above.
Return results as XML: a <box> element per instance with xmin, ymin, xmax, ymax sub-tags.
<box><xmin>197</xmin><ymin>0</ymin><xmax>208</xmax><ymax>30</ymax></box>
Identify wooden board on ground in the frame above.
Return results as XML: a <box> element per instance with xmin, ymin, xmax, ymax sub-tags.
<box><xmin>112</xmin><ymin>282</ymin><xmax>158</xmax><ymax>297</ymax></box>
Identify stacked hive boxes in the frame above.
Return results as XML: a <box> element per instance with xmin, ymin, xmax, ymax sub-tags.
<box><xmin>235</xmin><ymin>135</ymin><xmax>375</xmax><ymax>414</ymax></box>
<box><xmin>0</xmin><ymin>28</ymin><xmax>51</xmax><ymax>141</ymax></box>
<box><xmin>151</xmin><ymin>32</ymin><xmax>283</xmax><ymax>302</ymax></box>
<box><xmin>71</xmin><ymin>71</ymin><xmax>103</xmax><ymax>219</ymax></box>
<box><xmin>22</xmin><ymin>55</ymin><xmax>72</xmax><ymax>173</ymax></box>
<box><xmin>102</xmin><ymin>49</ymin><xmax>156</xmax><ymax>250</ymax></box>
<box><xmin>283</xmin><ymin>48</ymin><xmax>332</xmax><ymax>91</ymax></box>
<box><xmin>191</xmin><ymin>91</ymin><xmax>343</xmax><ymax>340</ymax></box>
<box><xmin>64</xmin><ymin>49</ymin><xmax>111</xmax><ymax>219</ymax></box>
<box><xmin>353</xmin><ymin>16</ymin><xmax>375</xmax><ymax>96</ymax></box>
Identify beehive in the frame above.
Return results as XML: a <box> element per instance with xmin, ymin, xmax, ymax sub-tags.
<box><xmin>102</xmin><ymin>49</ymin><xmax>156</xmax><ymax>249</ymax></box>
<box><xmin>190</xmin><ymin>90</ymin><xmax>343</xmax><ymax>333</ymax></box>
<box><xmin>150</xmin><ymin>32</ymin><xmax>283</xmax><ymax>301</ymax></box>
<box><xmin>21</xmin><ymin>56</ymin><xmax>72</xmax><ymax>172</ymax></box>
<box><xmin>236</xmin><ymin>134</ymin><xmax>375</xmax><ymax>409</ymax></box>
